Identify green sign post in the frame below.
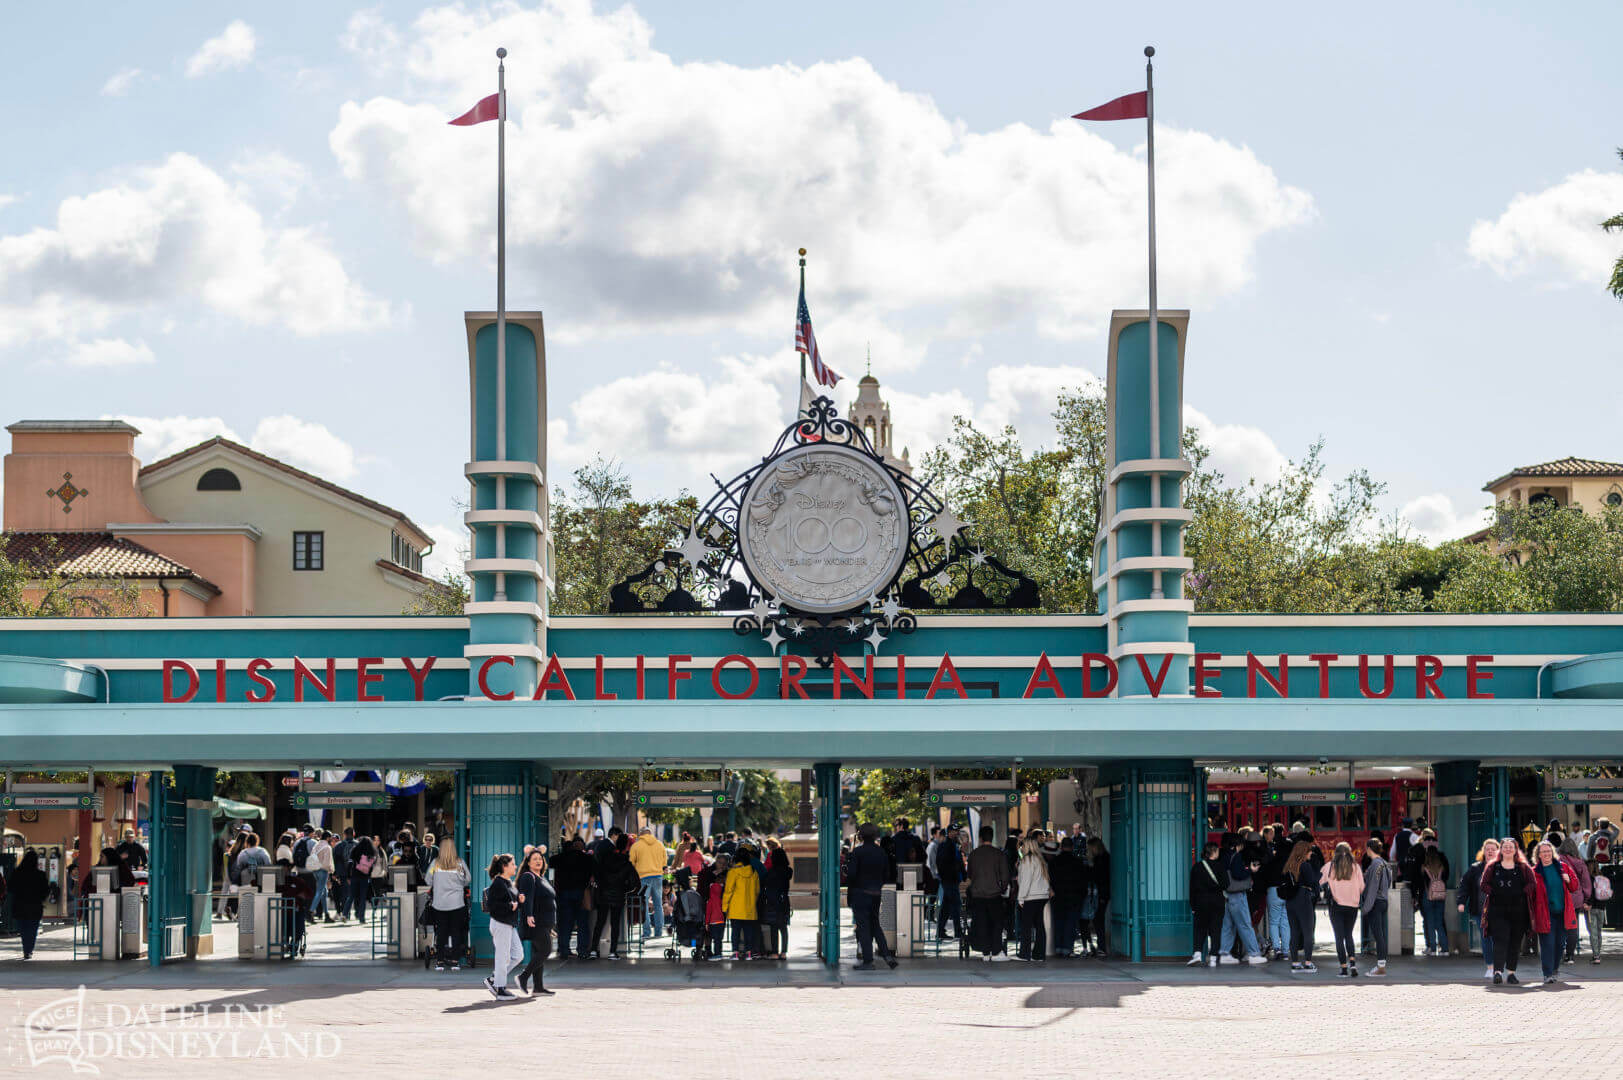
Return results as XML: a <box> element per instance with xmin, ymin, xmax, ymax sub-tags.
<box><xmin>1264</xmin><ymin>790</ymin><xmax>1361</xmax><ymax>806</ymax></box>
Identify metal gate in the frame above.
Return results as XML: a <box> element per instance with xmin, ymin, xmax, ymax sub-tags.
<box><xmin>147</xmin><ymin>773</ymin><xmax>189</xmax><ymax>964</ymax></box>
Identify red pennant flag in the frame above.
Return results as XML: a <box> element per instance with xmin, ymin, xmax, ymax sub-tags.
<box><xmin>448</xmin><ymin>93</ymin><xmax>502</xmax><ymax>126</ymax></box>
<box><xmin>1073</xmin><ymin>91</ymin><xmax>1147</xmax><ymax>122</ymax></box>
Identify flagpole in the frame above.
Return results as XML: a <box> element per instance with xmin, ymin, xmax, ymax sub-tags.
<box><xmin>495</xmin><ymin>46</ymin><xmax>508</xmax><ymax>600</ymax></box>
<box><xmin>1144</xmin><ymin>45</ymin><xmax>1163</xmax><ymax>599</ymax></box>
<box><xmin>798</xmin><ymin>247</ymin><xmax>808</xmax><ymax>418</ymax></box>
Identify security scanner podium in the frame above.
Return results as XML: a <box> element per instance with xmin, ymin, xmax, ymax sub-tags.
<box><xmin>387</xmin><ymin>864</ymin><xmax>421</xmax><ymax>961</ymax></box>
<box><xmin>237</xmin><ymin>863</ymin><xmax>285</xmax><ymax>959</ymax></box>
<box><xmin>86</xmin><ymin>866</ymin><xmax>145</xmax><ymax>960</ymax></box>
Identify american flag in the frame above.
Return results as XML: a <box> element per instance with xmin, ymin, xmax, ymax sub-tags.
<box><xmin>796</xmin><ymin>283</ymin><xmax>841</xmax><ymax>388</ymax></box>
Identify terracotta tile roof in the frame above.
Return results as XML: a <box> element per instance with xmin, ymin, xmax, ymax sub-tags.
<box><xmin>374</xmin><ymin>558</ymin><xmax>434</xmax><ymax>587</ymax></box>
<box><xmin>1484</xmin><ymin>457</ymin><xmax>1623</xmax><ymax>491</ymax></box>
<box><xmin>139</xmin><ymin>437</ymin><xmax>432</xmax><ymax>545</ymax></box>
<box><xmin>0</xmin><ymin>531</ymin><xmax>220</xmax><ymax>593</ymax></box>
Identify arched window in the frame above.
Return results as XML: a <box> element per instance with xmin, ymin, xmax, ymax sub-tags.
<box><xmin>197</xmin><ymin>468</ymin><xmax>241</xmax><ymax>491</ymax></box>
<box><xmin>1607</xmin><ymin>492</ymin><xmax>1622</xmax><ymax>508</ymax></box>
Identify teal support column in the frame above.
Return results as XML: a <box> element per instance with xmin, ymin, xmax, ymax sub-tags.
<box><xmin>147</xmin><ymin>772</ymin><xmax>190</xmax><ymax>967</ymax></box>
<box><xmin>463</xmin><ymin>311</ymin><xmax>551</xmax><ymax>700</ymax></box>
<box><xmin>1096</xmin><ymin>310</ymin><xmax>1194</xmax><ymax>697</ymax></box>
<box><xmin>814</xmin><ymin>763</ymin><xmax>841</xmax><ymax>966</ymax></box>
<box><xmin>1469</xmin><ymin>766</ymin><xmax>1511</xmax><ymax>852</ymax></box>
<box><xmin>1434</xmin><ymin>760</ymin><xmax>1480</xmax><ymax>951</ymax></box>
<box><xmin>173</xmin><ymin>765</ymin><xmax>216</xmax><ymax>958</ymax></box>
<box><xmin>1103</xmin><ymin>758</ymin><xmax>1196</xmax><ymax>962</ymax></box>
<box><xmin>464</xmin><ymin>761</ymin><xmax>537</xmax><ymax>961</ymax></box>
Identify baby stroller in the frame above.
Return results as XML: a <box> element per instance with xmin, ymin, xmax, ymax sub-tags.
<box><xmin>666</xmin><ymin>880</ymin><xmax>706</xmax><ymax>961</ymax></box>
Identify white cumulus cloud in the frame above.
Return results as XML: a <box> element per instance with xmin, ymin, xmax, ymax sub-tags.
<box><xmin>67</xmin><ymin>338</ymin><xmax>155</xmax><ymax>367</ymax></box>
<box><xmin>1468</xmin><ymin>167</ymin><xmax>1623</xmax><ymax>286</ymax></box>
<box><xmin>1182</xmin><ymin>404</ymin><xmax>1290</xmax><ymax>486</ymax></box>
<box><xmin>420</xmin><ymin>521</ymin><xmax>468</xmax><ymax>582</ymax></box>
<box><xmin>101</xmin><ymin>67</ymin><xmax>146</xmax><ymax>97</ymax></box>
<box><xmin>1399</xmin><ymin>492</ymin><xmax>1485</xmax><ymax>544</ymax></box>
<box><xmin>186</xmin><ymin>20</ymin><xmax>256</xmax><ymax>78</ymax></box>
<box><xmin>0</xmin><ymin>152</ymin><xmax>390</xmax><ymax>350</ymax></box>
<box><xmin>329</xmin><ymin>1</ymin><xmax>1312</xmax><ymax>349</ymax></box>
<box><xmin>110</xmin><ymin>413</ymin><xmax>360</xmax><ymax>482</ymax></box>
<box><xmin>112</xmin><ymin>414</ymin><xmax>242</xmax><ymax>462</ymax></box>
<box><xmin>250</xmin><ymin>415</ymin><xmax>358</xmax><ymax>480</ymax></box>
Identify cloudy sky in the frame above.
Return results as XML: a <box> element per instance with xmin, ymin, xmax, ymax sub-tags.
<box><xmin>3</xmin><ymin>0</ymin><xmax>1621</xmax><ymax>576</ymax></box>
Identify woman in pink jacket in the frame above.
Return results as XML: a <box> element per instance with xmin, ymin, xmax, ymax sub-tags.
<box><xmin>1321</xmin><ymin>842</ymin><xmax>1365</xmax><ymax>978</ymax></box>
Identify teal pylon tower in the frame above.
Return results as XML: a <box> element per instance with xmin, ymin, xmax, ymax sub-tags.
<box><xmin>462</xmin><ymin>311</ymin><xmax>551</xmax><ymax>698</ymax></box>
<box><xmin>1094</xmin><ymin>309</ymin><xmax>1192</xmax><ymax>696</ymax></box>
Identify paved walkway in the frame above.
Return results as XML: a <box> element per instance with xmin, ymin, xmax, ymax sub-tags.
<box><xmin>8</xmin><ymin>910</ymin><xmax>1623</xmax><ymax>1078</ymax></box>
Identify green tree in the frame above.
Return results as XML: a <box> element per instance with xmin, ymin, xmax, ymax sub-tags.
<box><xmin>1605</xmin><ymin>148</ymin><xmax>1623</xmax><ymax>299</ymax></box>
<box><xmin>402</xmin><ymin>569</ymin><xmax>470</xmax><ymax>615</ymax></box>
<box><xmin>550</xmin><ymin>456</ymin><xmax>698</xmax><ymax>615</ymax></box>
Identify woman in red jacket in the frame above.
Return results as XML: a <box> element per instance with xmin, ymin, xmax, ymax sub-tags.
<box><xmin>1531</xmin><ymin>840</ymin><xmax>1581</xmax><ymax>984</ymax></box>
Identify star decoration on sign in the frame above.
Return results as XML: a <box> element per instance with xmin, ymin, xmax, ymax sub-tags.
<box><xmin>970</xmin><ymin>546</ymin><xmax>989</xmax><ymax>567</ymax></box>
<box><xmin>674</xmin><ymin>529</ymin><xmax>710</xmax><ymax>567</ymax></box>
<box><xmin>928</xmin><ymin>508</ymin><xmax>969</xmax><ymax>543</ymax></box>
<box><xmin>788</xmin><ymin>622</ymin><xmax>805</xmax><ymax>637</ymax></box>
<box><xmin>866</xmin><ymin>627</ymin><xmax>888</xmax><ymax>651</ymax></box>
<box><xmin>763</xmin><ymin>625</ymin><xmax>784</xmax><ymax>651</ymax></box>
<box><xmin>845</xmin><ymin>621</ymin><xmax>862</xmax><ymax>635</ymax></box>
<box><xmin>750</xmin><ymin>597</ymin><xmax>774</xmax><ymax>622</ymax></box>
<box><xmin>880</xmin><ymin>595</ymin><xmax>903</xmax><ymax>622</ymax></box>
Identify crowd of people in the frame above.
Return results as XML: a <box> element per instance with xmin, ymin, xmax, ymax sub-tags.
<box><xmin>1187</xmin><ymin>816</ymin><xmax>1615</xmax><ymax>985</ymax></box>
<box><xmin>478</xmin><ymin>825</ymin><xmax>796</xmax><ymax>999</ymax></box>
<box><xmin>842</xmin><ymin>820</ymin><xmax>1112</xmax><ymax>968</ymax></box>
<box><xmin>213</xmin><ymin>820</ymin><xmax>453</xmax><ymax>959</ymax></box>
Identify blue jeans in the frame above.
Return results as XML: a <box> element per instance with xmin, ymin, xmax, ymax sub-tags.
<box><xmin>1481</xmin><ymin>929</ymin><xmax>1494</xmax><ymax>965</ymax></box>
<box><xmin>1265</xmin><ymin>887</ymin><xmax>1288</xmax><ymax>954</ymax></box>
<box><xmin>348</xmin><ymin>874</ymin><xmax>369</xmax><ymax>921</ymax></box>
<box><xmin>1419</xmin><ymin>897</ymin><xmax>1448</xmax><ymax>953</ymax></box>
<box><xmin>1538</xmin><ymin>927</ymin><xmax>1562</xmax><ymax>978</ymax></box>
<box><xmin>311</xmin><ymin>869</ymin><xmax>329</xmax><ymax>918</ymax></box>
<box><xmin>557</xmin><ymin>888</ymin><xmax>587</xmax><ymax>956</ymax></box>
<box><xmin>938</xmin><ymin>883</ymin><xmax>963</xmax><ymax>938</ymax></box>
<box><xmin>1220</xmin><ymin>891</ymin><xmax>1261</xmax><ymax>958</ymax></box>
<box><xmin>640</xmin><ymin>875</ymin><xmax>665</xmax><ymax>936</ymax></box>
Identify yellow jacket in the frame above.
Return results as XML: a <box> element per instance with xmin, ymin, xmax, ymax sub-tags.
<box><xmin>628</xmin><ymin>834</ymin><xmax>669</xmax><ymax>878</ymax></box>
<box><xmin>722</xmin><ymin>863</ymin><xmax>760</xmax><ymax>920</ymax></box>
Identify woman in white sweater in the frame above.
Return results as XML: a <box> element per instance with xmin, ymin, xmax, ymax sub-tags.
<box><xmin>1016</xmin><ymin>835</ymin><xmax>1053</xmax><ymax>962</ymax></box>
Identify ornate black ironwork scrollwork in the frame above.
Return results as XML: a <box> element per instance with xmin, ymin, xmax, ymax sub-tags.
<box><xmin>607</xmin><ymin>395</ymin><xmax>1041</xmax><ymax>662</ymax></box>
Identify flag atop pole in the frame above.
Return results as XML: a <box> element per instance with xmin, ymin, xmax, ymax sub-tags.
<box><xmin>450</xmin><ymin>49</ymin><xmax>510</xmax><ymax>599</ymax></box>
<box><xmin>1076</xmin><ymin>45</ymin><xmax>1161</xmax><ymax>597</ymax></box>
<box><xmin>795</xmin><ymin>249</ymin><xmax>841</xmax><ymax>418</ymax></box>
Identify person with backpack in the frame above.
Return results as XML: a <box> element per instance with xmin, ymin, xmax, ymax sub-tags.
<box><xmin>1416</xmin><ymin>841</ymin><xmax>1451</xmax><ymax>957</ymax></box>
<box><xmin>1586</xmin><ymin>818</ymin><xmax>1616</xmax><ymax>863</ymax></box>
<box><xmin>1359</xmin><ymin>838</ymin><xmax>1393</xmax><ymax>976</ymax></box>
<box><xmin>703</xmin><ymin>853</ymin><xmax>731</xmax><ymax>960</ymax></box>
<box><xmin>1279</xmin><ymin>838</ymin><xmax>1320</xmax><ymax>972</ymax></box>
<box><xmin>1586</xmin><ymin>857</ymin><xmax>1609</xmax><ymax>964</ymax></box>
<box><xmin>1188</xmin><ymin>841</ymin><xmax>1228</xmax><ymax>967</ymax></box>
<box><xmin>331</xmin><ymin>828</ymin><xmax>356</xmax><ymax>922</ymax></box>
<box><xmin>219</xmin><ymin>831</ymin><xmax>247</xmax><ymax>919</ymax></box>
<box><xmin>1458</xmin><ymin>839</ymin><xmax>1500</xmax><ymax>979</ymax></box>
<box><xmin>347</xmin><ymin>835</ymin><xmax>378</xmax><ymax>922</ymax></box>
<box><xmin>483</xmin><ymin>853</ymin><xmax>523</xmax><ymax>1000</ymax></box>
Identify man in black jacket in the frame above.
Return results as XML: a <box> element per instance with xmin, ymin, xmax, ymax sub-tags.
<box><xmin>848</xmin><ymin>824</ymin><xmax>899</xmax><ymax>971</ymax></box>
<box><xmin>1188</xmin><ymin>841</ymin><xmax>1228</xmax><ymax>966</ymax></box>
<box><xmin>332</xmin><ymin>828</ymin><xmax>356</xmax><ymax>922</ymax></box>
<box><xmin>551</xmin><ymin>838</ymin><xmax>595</xmax><ymax>959</ymax></box>
<box><xmin>934</xmin><ymin>827</ymin><xmax>965</xmax><ymax>940</ymax></box>
<box><xmin>1049</xmin><ymin>837</ymin><xmax>1088</xmax><ymax>957</ymax></box>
